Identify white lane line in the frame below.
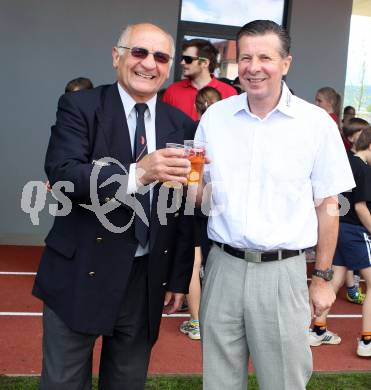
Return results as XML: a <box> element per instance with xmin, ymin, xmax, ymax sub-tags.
<box><xmin>0</xmin><ymin>312</ymin><xmax>361</xmax><ymax>318</ymax></box>
<box><xmin>0</xmin><ymin>312</ymin><xmax>42</xmax><ymax>316</ymax></box>
<box><xmin>0</xmin><ymin>272</ymin><xmax>36</xmax><ymax>276</ymax></box>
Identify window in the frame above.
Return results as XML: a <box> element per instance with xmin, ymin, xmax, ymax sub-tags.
<box><xmin>181</xmin><ymin>0</ymin><xmax>286</xmax><ymax>26</ymax></box>
<box><xmin>174</xmin><ymin>0</ymin><xmax>289</xmax><ymax>80</ymax></box>
<box><xmin>344</xmin><ymin>13</ymin><xmax>371</xmax><ymax>123</ymax></box>
<box><xmin>183</xmin><ymin>35</ymin><xmax>237</xmax><ymax>79</ymax></box>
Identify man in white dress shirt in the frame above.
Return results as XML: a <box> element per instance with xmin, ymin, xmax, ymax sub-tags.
<box><xmin>195</xmin><ymin>20</ymin><xmax>355</xmax><ymax>390</ymax></box>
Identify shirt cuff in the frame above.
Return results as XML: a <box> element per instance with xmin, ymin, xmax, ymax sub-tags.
<box><xmin>127</xmin><ymin>163</ymin><xmax>139</xmax><ymax>194</ymax></box>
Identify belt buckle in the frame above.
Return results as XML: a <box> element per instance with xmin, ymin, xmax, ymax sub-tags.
<box><xmin>244</xmin><ymin>250</ymin><xmax>262</xmax><ymax>263</ymax></box>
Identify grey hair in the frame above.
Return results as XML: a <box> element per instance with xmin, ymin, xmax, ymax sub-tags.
<box><xmin>116</xmin><ymin>24</ymin><xmax>175</xmax><ymax>61</ymax></box>
<box><xmin>117</xmin><ymin>25</ymin><xmax>133</xmax><ymax>51</ymax></box>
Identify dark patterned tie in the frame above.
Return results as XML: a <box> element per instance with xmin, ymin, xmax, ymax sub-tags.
<box><xmin>134</xmin><ymin>103</ymin><xmax>150</xmax><ymax>247</ymax></box>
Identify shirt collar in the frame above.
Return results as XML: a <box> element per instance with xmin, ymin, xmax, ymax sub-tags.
<box><xmin>233</xmin><ymin>81</ymin><xmax>296</xmax><ymax>119</ymax></box>
<box><xmin>117</xmin><ymin>82</ymin><xmax>157</xmax><ymax>120</ymax></box>
<box><xmin>182</xmin><ymin>74</ymin><xmax>215</xmax><ymax>89</ymax></box>
<box><xmin>232</xmin><ymin>92</ymin><xmax>251</xmax><ymax>115</ymax></box>
<box><xmin>181</xmin><ymin>78</ymin><xmax>193</xmax><ymax>88</ymax></box>
<box><xmin>207</xmin><ymin>75</ymin><xmax>219</xmax><ymax>88</ymax></box>
<box><xmin>276</xmin><ymin>82</ymin><xmax>296</xmax><ymax>118</ymax></box>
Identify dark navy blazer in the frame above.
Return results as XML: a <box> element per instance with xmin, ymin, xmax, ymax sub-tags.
<box><xmin>33</xmin><ymin>83</ymin><xmax>196</xmax><ymax>343</ymax></box>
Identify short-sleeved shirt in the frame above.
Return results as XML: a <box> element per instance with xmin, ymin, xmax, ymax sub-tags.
<box><xmin>195</xmin><ymin>82</ymin><xmax>355</xmax><ymax>251</ymax></box>
<box><xmin>347</xmin><ymin>149</ymin><xmax>355</xmax><ymax>159</ymax></box>
<box><xmin>163</xmin><ymin>77</ymin><xmax>237</xmax><ymax>121</ymax></box>
<box><xmin>341</xmin><ymin>155</ymin><xmax>371</xmax><ymax>226</ymax></box>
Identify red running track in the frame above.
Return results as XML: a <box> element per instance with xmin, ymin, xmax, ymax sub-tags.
<box><xmin>0</xmin><ymin>245</ymin><xmax>370</xmax><ymax>375</ymax></box>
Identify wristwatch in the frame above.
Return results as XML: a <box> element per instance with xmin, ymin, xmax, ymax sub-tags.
<box><xmin>312</xmin><ymin>268</ymin><xmax>334</xmax><ymax>281</ymax></box>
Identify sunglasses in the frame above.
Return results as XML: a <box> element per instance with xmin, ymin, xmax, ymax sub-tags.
<box><xmin>181</xmin><ymin>55</ymin><xmax>207</xmax><ymax>64</ymax></box>
<box><xmin>118</xmin><ymin>46</ymin><xmax>172</xmax><ymax>64</ymax></box>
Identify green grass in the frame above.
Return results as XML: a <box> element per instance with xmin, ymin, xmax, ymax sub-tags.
<box><xmin>1</xmin><ymin>373</ymin><xmax>371</xmax><ymax>389</ymax></box>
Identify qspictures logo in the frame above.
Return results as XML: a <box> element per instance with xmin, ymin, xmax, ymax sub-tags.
<box><xmin>20</xmin><ymin>157</ymin><xmax>207</xmax><ymax>232</ymax></box>
<box><xmin>20</xmin><ymin>157</ymin><xmax>351</xmax><ymax>232</ymax></box>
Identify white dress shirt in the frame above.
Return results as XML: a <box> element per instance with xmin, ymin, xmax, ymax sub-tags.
<box><xmin>195</xmin><ymin>82</ymin><xmax>355</xmax><ymax>251</ymax></box>
<box><xmin>117</xmin><ymin>83</ymin><xmax>157</xmax><ymax>256</ymax></box>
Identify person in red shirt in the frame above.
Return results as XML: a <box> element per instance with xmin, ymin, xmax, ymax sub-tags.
<box><xmin>315</xmin><ymin>86</ymin><xmax>352</xmax><ymax>150</ymax></box>
<box><xmin>315</xmin><ymin>86</ymin><xmax>341</xmax><ymax>125</ymax></box>
<box><xmin>163</xmin><ymin>39</ymin><xmax>237</xmax><ymax>120</ymax></box>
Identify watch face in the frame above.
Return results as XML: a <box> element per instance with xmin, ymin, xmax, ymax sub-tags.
<box><xmin>325</xmin><ymin>269</ymin><xmax>334</xmax><ymax>280</ymax></box>
<box><xmin>313</xmin><ymin>268</ymin><xmax>333</xmax><ymax>281</ymax></box>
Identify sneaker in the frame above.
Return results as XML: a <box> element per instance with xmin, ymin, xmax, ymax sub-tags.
<box><xmin>180</xmin><ymin>320</ymin><xmax>201</xmax><ymax>340</ymax></box>
<box><xmin>357</xmin><ymin>339</ymin><xmax>371</xmax><ymax>357</ymax></box>
<box><xmin>346</xmin><ymin>288</ymin><xmax>365</xmax><ymax>304</ymax></box>
<box><xmin>309</xmin><ymin>329</ymin><xmax>341</xmax><ymax>346</ymax></box>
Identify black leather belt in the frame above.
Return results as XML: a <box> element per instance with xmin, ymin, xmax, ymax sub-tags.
<box><xmin>213</xmin><ymin>241</ymin><xmax>301</xmax><ymax>263</ymax></box>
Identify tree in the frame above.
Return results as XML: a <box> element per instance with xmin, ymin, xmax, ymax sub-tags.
<box><xmin>355</xmin><ymin>57</ymin><xmax>367</xmax><ymax>112</ymax></box>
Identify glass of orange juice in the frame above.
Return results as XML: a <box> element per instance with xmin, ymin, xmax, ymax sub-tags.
<box><xmin>184</xmin><ymin>140</ymin><xmax>206</xmax><ymax>185</ymax></box>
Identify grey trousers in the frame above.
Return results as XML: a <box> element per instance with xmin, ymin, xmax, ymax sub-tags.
<box><xmin>200</xmin><ymin>245</ymin><xmax>312</xmax><ymax>390</ymax></box>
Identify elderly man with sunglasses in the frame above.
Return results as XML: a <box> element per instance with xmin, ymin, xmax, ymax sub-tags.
<box><xmin>33</xmin><ymin>23</ymin><xmax>196</xmax><ymax>390</ymax></box>
<box><xmin>163</xmin><ymin>39</ymin><xmax>237</xmax><ymax>121</ymax></box>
